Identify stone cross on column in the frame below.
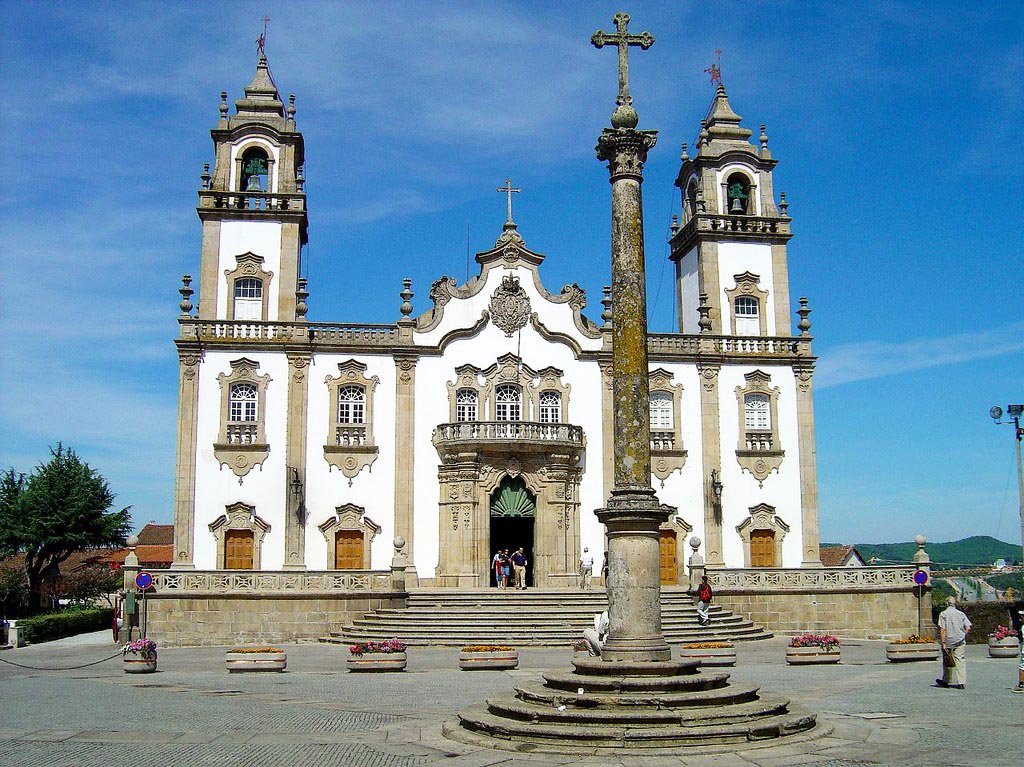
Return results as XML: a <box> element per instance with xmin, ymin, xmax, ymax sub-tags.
<box><xmin>591</xmin><ymin>12</ymin><xmax>654</xmax><ymax>110</ymax></box>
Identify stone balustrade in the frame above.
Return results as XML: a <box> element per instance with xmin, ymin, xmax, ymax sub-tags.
<box><xmin>335</xmin><ymin>425</ymin><xmax>369</xmax><ymax>447</ymax></box>
<box><xmin>198</xmin><ymin>190</ymin><xmax>307</xmax><ymax>213</ymax></box>
<box><xmin>707</xmin><ymin>566</ymin><xmax>920</xmax><ymax>592</ymax></box>
<box><xmin>181</xmin><ymin>319</ymin><xmax>399</xmax><ymax>347</ymax></box>
<box><xmin>674</xmin><ymin>213</ymin><xmax>792</xmax><ymax>248</ymax></box>
<box><xmin>148</xmin><ymin>569</ymin><xmax>395</xmax><ymax>595</ymax></box>
<box><xmin>432</xmin><ymin>421</ymin><xmax>585</xmax><ymax>450</ymax></box>
<box><xmin>225</xmin><ymin>423</ymin><xmax>260</xmax><ymax>445</ymax></box>
<box><xmin>648</xmin><ymin>334</ymin><xmax>812</xmax><ymax>359</ymax></box>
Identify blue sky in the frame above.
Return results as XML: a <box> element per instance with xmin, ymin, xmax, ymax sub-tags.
<box><xmin>1</xmin><ymin>2</ymin><xmax>1021</xmax><ymax>546</ymax></box>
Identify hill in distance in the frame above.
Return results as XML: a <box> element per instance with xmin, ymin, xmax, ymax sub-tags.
<box><xmin>822</xmin><ymin>536</ymin><xmax>1021</xmax><ymax>568</ymax></box>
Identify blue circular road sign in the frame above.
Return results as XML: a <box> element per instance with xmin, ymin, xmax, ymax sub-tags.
<box><xmin>135</xmin><ymin>571</ymin><xmax>153</xmax><ymax>590</ymax></box>
<box><xmin>913</xmin><ymin>569</ymin><xmax>928</xmax><ymax>586</ymax></box>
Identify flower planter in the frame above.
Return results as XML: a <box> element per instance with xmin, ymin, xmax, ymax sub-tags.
<box><xmin>122</xmin><ymin>656</ymin><xmax>157</xmax><ymax>674</ymax></box>
<box><xmin>886</xmin><ymin>642</ymin><xmax>940</xmax><ymax>663</ymax></box>
<box><xmin>785</xmin><ymin>646</ymin><xmax>840</xmax><ymax>665</ymax></box>
<box><xmin>679</xmin><ymin>644</ymin><xmax>736</xmax><ymax>667</ymax></box>
<box><xmin>459</xmin><ymin>649</ymin><xmax>518</xmax><ymax>670</ymax></box>
<box><xmin>347</xmin><ymin>651</ymin><xmax>407</xmax><ymax>672</ymax></box>
<box><xmin>226</xmin><ymin>649</ymin><xmax>287</xmax><ymax>672</ymax></box>
<box><xmin>988</xmin><ymin>636</ymin><xmax>1021</xmax><ymax>658</ymax></box>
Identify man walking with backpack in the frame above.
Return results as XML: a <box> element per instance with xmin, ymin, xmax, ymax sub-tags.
<box><xmin>696</xmin><ymin>575</ymin><xmax>713</xmax><ymax>627</ymax></box>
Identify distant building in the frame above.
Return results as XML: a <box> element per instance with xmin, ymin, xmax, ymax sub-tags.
<box><xmin>819</xmin><ymin>545</ymin><xmax>866</xmax><ymax>568</ymax></box>
<box><xmin>103</xmin><ymin>523</ymin><xmax>175</xmax><ymax>570</ymax></box>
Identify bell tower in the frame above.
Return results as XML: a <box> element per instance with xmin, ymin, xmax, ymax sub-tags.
<box><xmin>669</xmin><ymin>84</ymin><xmax>792</xmax><ymax>337</ymax></box>
<box><xmin>196</xmin><ymin>49</ymin><xmax>308</xmax><ymax>323</ymax></box>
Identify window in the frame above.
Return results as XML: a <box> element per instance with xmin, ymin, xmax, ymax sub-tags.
<box><xmin>494</xmin><ymin>384</ymin><xmax>521</xmax><ymax>422</ymax></box>
<box><xmin>455</xmin><ymin>389</ymin><xmax>478</xmax><ymax>422</ymax></box>
<box><xmin>337</xmin><ymin>385</ymin><xmax>366</xmax><ymax>424</ymax></box>
<box><xmin>539</xmin><ymin>391</ymin><xmax>561</xmax><ymax>424</ymax></box>
<box><xmin>229</xmin><ymin>382</ymin><xmax>258</xmax><ymax>422</ymax></box>
<box><xmin>744</xmin><ymin>393</ymin><xmax>770</xmax><ymax>431</ymax></box>
<box><xmin>734</xmin><ymin>296</ymin><xmax>760</xmax><ymax>336</ymax></box>
<box><xmin>233</xmin><ymin>278</ymin><xmax>263</xmax><ymax>321</ymax></box>
<box><xmin>240</xmin><ymin>148</ymin><xmax>269</xmax><ymax>192</ymax></box>
<box><xmin>649</xmin><ymin>391</ymin><xmax>673</xmax><ymax>431</ymax></box>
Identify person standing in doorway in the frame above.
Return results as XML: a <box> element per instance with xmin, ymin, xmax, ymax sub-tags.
<box><xmin>500</xmin><ymin>550</ymin><xmax>511</xmax><ymax>590</ymax></box>
<box><xmin>492</xmin><ymin>549</ymin><xmax>504</xmax><ymax>589</ymax></box>
<box><xmin>511</xmin><ymin>547</ymin><xmax>527</xmax><ymax>590</ymax></box>
<box><xmin>579</xmin><ymin>548</ymin><xmax>594</xmax><ymax>590</ymax></box>
<box><xmin>696</xmin><ymin>575</ymin><xmax>713</xmax><ymax>626</ymax></box>
<box><xmin>936</xmin><ymin>596</ymin><xmax>972</xmax><ymax>690</ymax></box>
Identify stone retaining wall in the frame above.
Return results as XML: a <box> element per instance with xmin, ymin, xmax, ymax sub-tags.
<box><xmin>144</xmin><ymin>593</ymin><xmax>406</xmax><ymax>647</ymax></box>
<box><xmin>715</xmin><ymin>589</ymin><xmax>936</xmax><ymax>640</ymax></box>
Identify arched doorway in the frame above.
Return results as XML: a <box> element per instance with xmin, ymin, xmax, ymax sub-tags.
<box><xmin>489</xmin><ymin>477</ymin><xmax>535</xmax><ymax>587</ymax></box>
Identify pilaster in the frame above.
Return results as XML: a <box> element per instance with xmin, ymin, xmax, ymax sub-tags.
<box><xmin>278</xmin><ymin>223</ymin><xmax>301</xmax><ymax>321</ymax></box>
<box><xmin>794</xmin><ymin>362</ymin><xmax>822</xmax><ymax>567</ymax></box>
<box><xmin>771</xmin><ymin>243</ymin><xmax>792</xmax><ymax>336</ymax></box>
<box><xmin>171</xmin><ymin>346</ymin><xmax>202</xmax><ymax>568</ymax></box>
<box><xmin>393</xmin><ymin>354</ymin><xmax>418</xmax><ymax>583</ymax></box>
<box><xmin>197</xmin><ymin>221</ymin><xmax>221</xmax><ymax>320</ymax></box>
<box><xmin>697</xmin><ymin>362</ymin><xmax>724</xmax><ymax>566</ymax></box>
<box><xmin>697</xmin><ymin>241</ymin><xmax>721</xmax><ymax>334</ymax></box>
<box><xmin>283</xmin><ymin>351</ymin><xmax>311</xmax><ymax>569</ymax></box>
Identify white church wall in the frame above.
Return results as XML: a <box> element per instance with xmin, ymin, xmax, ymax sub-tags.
<box><xmin>303</xmin><ymin>354</ymin><xmax>397</xmax><ymax>570</ymax></box>
<box><xmin>193</xmin><ymin>350</ymin><xmax>290</xmax><ymax>569</ymax></box>
<box><xmin>716</xmin><ymin>364</ymin><xmax>802</xmax><ymax>567</ymax></box>
<box><xmin>216</xmin><ymin>221</ymin><xmax>283</xmax><ymax>321</ymax></box>
<box><xmin>716</xmin><ymin>242</ymin><xmax>776</xmax><ymax>335</ymax></box>
<box><xmin>676</xmin><ymin>247</ymin><xmax>700</xmax><ymax>334</ymax></box>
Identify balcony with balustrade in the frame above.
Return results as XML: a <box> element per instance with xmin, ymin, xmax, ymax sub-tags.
<box><xmin>432</xmin><ymin>421</ymin><xmax>585</xmax><ymax>455</ymax></box>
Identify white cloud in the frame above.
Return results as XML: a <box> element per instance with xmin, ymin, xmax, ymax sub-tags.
<box><xmin>816</xmin><ymin>321</ymin><xmax>1024</xmax><ymax>389</ymax></box>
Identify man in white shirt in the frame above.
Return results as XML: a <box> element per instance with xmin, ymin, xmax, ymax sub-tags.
<box><xmin>583</xmin><ymin>610</ymin><xmax>609</xmax><ymax>656</ymax></box>
<box><xmin>936</xmin><ymin>596</ymin><xmax>972</xmax><ymax>690</ymax></box>
<box><xmin>579</xmin><ymin>548</ymin><xmax>595</xmax><ymax>590</ymax></box>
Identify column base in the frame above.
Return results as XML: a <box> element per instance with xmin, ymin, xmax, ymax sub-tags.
<box><xmin>601</xmin><ymin>635</ymin><xmax>672</xmax><ymax>663</ymax></box>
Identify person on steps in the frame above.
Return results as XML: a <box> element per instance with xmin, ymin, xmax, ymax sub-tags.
<box><xmin>511</xmin><ymin>548</ymin><xmax>527</xmax><ymax>590</ymax></box>
<box><xmin>583</xmin><ymin>610</ymin><xmax>609</xmax><ymax>656</ymax></box>
<box><xmin>696</xmin><ymin>575</ymin><xmax>713</xmax><ymax>627</ymax></box>
<box><xmin>579</xmin><ymin>547</ymin><xmax>594</xmax><ymax>590</ymax></box>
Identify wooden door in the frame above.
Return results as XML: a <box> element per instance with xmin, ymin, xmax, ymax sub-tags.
<box><xmin>659</xmin><ymin>529</ymin><xmax>677</xmax><ymax>585</ymax></box>
<box><xmin>335</xmin><ymin>530</ymin><xmax>364</xmax><ymax>570</ymax></box>
<box><xmin>224</xmin><ymin>530</ymin><xmax>254</xmax><ymax>569</ymax></box>
<box><xmin>750</xmin><ymin>529</ymin><xmax>775</xmax><ymax>568</ymax></box>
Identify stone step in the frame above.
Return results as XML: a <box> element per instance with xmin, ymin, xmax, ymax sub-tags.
<box><xmin>344</xmin><ymin>616</ymin><xmax>750</xmax><ymax>629</ymax></box>
<box><xmin>452</xmin><ymin>703</ymin><xmax>818</xmax><ymax>749</ymax></box>
<box><xmin>541</xmin><ymin>668</ymin><xmax>731</xmax><ymax>693</ymax></box>
<box><xmin>513</xmin><ymin>680</ymin><xmax>762</xmax><ymax>709</ymax></box>
<box><xmin>323</xmin><ymin>630</ymin><xmax>774</xmax><ymax>646</ymax></box>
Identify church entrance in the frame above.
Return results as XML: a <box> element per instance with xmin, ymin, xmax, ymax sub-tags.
<box><xmin>489</xmin><ymin>477</ymin><xmax>535</xmax><ymax>587</ymax></box>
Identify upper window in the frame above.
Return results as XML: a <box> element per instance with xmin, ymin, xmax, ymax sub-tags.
<box><xmin>233</xmin><ymin>278</ymin><xmax>263</xmax><ymax>321</ymax></box>
<box><xmin>229</xmin><ymin>382</ymin><xmax>258</xmax><ymax>422</ymax></box>
<box><xmin>337</xmin><ymin>385</ymin><xmax>366</xmax><ymax>424</ymax></box>
<box><xmin>744</xmin><ymin>393</ymin><xmax>770</xmax><ymax>430</ymax></box>
<box><xmin>734</xmin><ymin>296</ymin><xmax>760</xmax><ymax>336</ymax></box>
<box><xmin>649</xmin><ymin>391</ymin><xmax>673</xmax><ymax>431</ymax></box>
<box><xmin>455</xmin><ymin>389</ymin><xmax>478</xmax><ymax>422</ymax></box>
<box><xmin>495</xmin><ymin>384</ymin><xmax>522</xmax><ymax>422</ymax></box>
<box><xmin>539</xmin><ymin>391</ymin><xmax>561</xmax><ymax>424</ymax></box>
<box><xmin>240</xmin><ymin>148</ymin><xmax>269</xmax><ymax>192</ymax></box>
<box><xmin>726</xmin><ymin>172</ymin><xmax>751</xmax><ymax>215</ymax></box>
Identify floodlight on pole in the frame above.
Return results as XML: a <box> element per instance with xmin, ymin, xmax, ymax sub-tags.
<box><xmin>990</xmin><ymin>404</ymin><xmax>1024</xmax><ymax>565</ymax></box>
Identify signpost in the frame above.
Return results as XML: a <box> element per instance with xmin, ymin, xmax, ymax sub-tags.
<box><xmin>135</xmin><ymin>572</ymin><xmax>152</xmax><ymax>638</ymax></box>
<box><xmin>913</xmin><ymin>568</ymin><xmax>928</xmax><ymax>636</ymax></box>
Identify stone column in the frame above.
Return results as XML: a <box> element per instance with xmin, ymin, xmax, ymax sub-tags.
<box><xmin>794</xmin><ymin>361</ymin><xmax>822</xmax><ymax>567</ymax></box>
<box><xmin>697</xmin><ymin>361</ymin><xmax>725</xmax><ymax>566</ymax></box>
<box><xmin>171</xmin><ymin>347</ymin><xmax>202</xmax><ymax>569</ymax></box>
<box><xmin>594</xmin><ymin>115</ymin><xmax>671</xmax><ymax>664</ymax></box>
<box><xmin>283</xmin><ymin>352</ymin><xmax>311</xmax><ymax>569</ymax></box>
<box><xmin>393</xmin><ymin>354</ymin><xmax>418</xmax><ymax>583</ymax></box>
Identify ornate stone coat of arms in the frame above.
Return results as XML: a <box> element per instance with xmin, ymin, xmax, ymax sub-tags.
<box><xmin>489</xmin><ymin>274</ymin><xmax>530</xmax><ymax>337</ymax></box>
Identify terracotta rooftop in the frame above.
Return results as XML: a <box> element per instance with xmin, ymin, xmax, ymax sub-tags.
<box><xmin>136</xmin><ymin>524</ymin><xmax>174</xmax><ymax>546</ymax></box>
<box><xmin>104</xmin><ymin>545</ymin><xmax>174</xmax><ymax>568</ymax></box>
<box><xmin>819</xmin><ymin>545</ymin><xmax>864</xmax><ymax>568</ymax></box>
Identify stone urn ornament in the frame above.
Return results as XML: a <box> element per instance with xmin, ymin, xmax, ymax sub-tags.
<box><xmin>785</xmin><ymin>634</ymin><xmax>841</xmax><ymax>665</ymax></box>
<box><xmin>885</xmin><ymin>635</ymin><xmax>940</xmax><ymax>662</ymax></box>
<box><xmin>122</xmin><ymin>638</ymin><xmax>158</xmax><ymax>674</ymax></box>
<box><xmin>459</xmin><ymin>645</ymin><xmax>518</xmax><ymax>671</ymax></box>
<box><xmin>226</xmin><ymin>647</ymin><xmax>287</xmax><ymax>672</ymax></box>
<box><xmin>988</xmin><ymin>626</ymin><xmax>1021</xmax><ymax>658</ymax></box>
<box><xmin>679</xmin><ymin>641</ymin><xmax>736</xmax><ymax>667</ymax></box>
<box><xmin>346</xmin><ymin>639</ymin><xmax>407</xmax><ymax>672</ymax></box>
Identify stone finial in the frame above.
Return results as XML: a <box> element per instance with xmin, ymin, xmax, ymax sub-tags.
<box><xmin>779</xmin><ymin>192</ymin><xmax>789</xmax><ymax>217</ymax></box>
<box><xmin>695</xmin><ymin>185</ymin><xmax>706</xmax><ymax>213</ymax></box>
<box><xmin>913</xmin><ymin>534</ymin><xmax>930</xmax><ymax>566</ymax></box>
<box><xmin>670</xmin><ymin>214</ymin><xmax>680</xmax><ymax>236</ymax></box>
<box><xmin>759</xmin><ymin>123</ymin><xmax>769</xmax><ymax>155</ymax></box>
<box><xmin>697</xmin><ymin>293</ymin><xmax>712</xmax><ymax>333</ymax></box>
<box><xmin>124</xmin><ymin>534</ymin><xmax>140</xmax><ymax>569</ymax></box>
<box><xmin>601</xmin><ymin>285</ymin><xmax>613</xmax><ymax>326</ymax></box>
<box><xmin>680</xmin><ymin>142</ymin><xmax>689</xmax><ymax>162</ymax></box>
<box><xmin>179</xmin><ymin>275</ymin><xmax>194</xmax><ymax>316</ymax></box>
<box><xmin>796</xmin><ymin>297</ymin><xmax>812</xmax><ymax>335</ymax></box>
<box><xmin>287</xmin><ymin>94</ymin><xmax>296</xmax><ymax>120</ymax></box>
<box><xmin>200</xmin><ymin>163</ymin><xmax>211</xmax><ymax>190</ymax></box>
<box><xmin>219</xmin><ymin>91</ymin><xmax>229</xmax><ymax>122</ymax></box>
<box><xmin>399</xmin><ymin>278</ymin><xmax>414</xmax><ymax>317</ymax></box>
<box><xmin>698</xmin><ymin>119</ymin><xmax>709</xmax><ymax>149</ymax></box>
<box><xmin>295</xmin><ymin>278</ymin><xmax>309</xmax><ymax>320</ymax></box>
<box><xmin>689</xmin><ymin>536</ymin><xmax>702</xmax><ymax>552</ymax></box>
<box><xmin>296</xmin><ymin>165</ymin><xmax>305</xmax><ymax>193</ymax></box>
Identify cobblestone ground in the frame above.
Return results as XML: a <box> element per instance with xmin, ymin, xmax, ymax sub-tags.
<box><xmin>1</xmin><ymin>632</ymin><xmax>1020</xmax><ymax>767</ymax></box>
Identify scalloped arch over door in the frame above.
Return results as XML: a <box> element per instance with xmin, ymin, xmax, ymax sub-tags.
<box><xmin>490</xmin><ymin>477</ymin><xmax>536</xmax><ymax>517</ymax></box>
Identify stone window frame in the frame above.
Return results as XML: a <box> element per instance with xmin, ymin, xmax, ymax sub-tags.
<box><xmin>209</xmin><ymin>501</ymin><xmax>270</xmax><ymax>569</ymax></box>
<box><xmin>735</xmin><ymin>503</ymin><xmax>789</xmax><ymax>568</ymax></box>
<box><xmin>224</xmin><ymin>252</ymin><xmax>275</xmax><ymax>322</ymax></box>
<box><xmin>447</xmin><ymin>368</ymin><xmax>485</xmax><ymax>422</ymax></box>
<box><xmin>734</xmin><ymin>369</ymin><xmax>784</xmax><ymax>485</ymax></box>
<box><xmin>214</xmin><ymin>358</ymin><xmax>271</xmax><ymax>479</ymax></box>
<box><xmin>234</xmin><ymin>140</ymin><xmax>277</xmax><ymax>193</ymax></box>
<box><xmin>649</xmin><ymin>368</ymin><xmax>687</xmax><ymax>485</ymax></box>
<box><xmin>317</xmin><ymin>503</ymin><xmax>381</xmax><ymax>569</ymax></box>
<box><xmin>529</xmin><ymin>367</ymin><xmax>571</xmax><ymax>425</ymax></box>
<box><xmin>446</xmin><ymin>356</ymin><xmax>571</xmax><ymax>425</ymax></box>
<box><xmin>724</xmin><ymin>272</ymin><xmax>769</xmax><ymax>337</ymax></box>
<box><xmin>720</xmin><ymin>167</ymin><xmax>758</xmax><ymax>216</ymax></box>
<box><xmin>454</xmin><ymin>388</ymin><xmax>479</xmax><ymax>422</ymax></box>
<box><xmin>323</xmin><ymin>360</ymin><xmax>379</xmax><ymax>482</ymax></box>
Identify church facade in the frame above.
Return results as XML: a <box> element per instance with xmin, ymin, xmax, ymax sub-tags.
<box><xmin>170</xmin><ymin>52</ymin><xmax>823</xmax><ymax>587</ymax></box>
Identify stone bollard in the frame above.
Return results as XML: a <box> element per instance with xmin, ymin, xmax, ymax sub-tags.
<box><xmin>912</xmin><ymin>534</ymin><xmax>933</xmax><ymax>636</ymax></box>
<box><xmin>121</xmin><ymin>535</ymin><xmax>140</xmax><ymax>644</ymax></box>
<box><xmin>390</xmin><ymin>536</ymin><xmax>408</xmax><ymax>594</ymax></box>
<box><xmin>687</xmin><ymin>536</ymin><xmax>705</xmax><ymax>593</ymax></box>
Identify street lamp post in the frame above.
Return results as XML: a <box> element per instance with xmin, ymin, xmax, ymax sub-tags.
<box><xmin>990</xmin><ymin>404</ymin><xmax>1024</xmax><ymax>565</ymax></box>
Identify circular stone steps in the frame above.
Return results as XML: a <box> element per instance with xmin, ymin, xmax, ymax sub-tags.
<box><xmin>446</xmin><ymin>657</ymin><xmax>821</xmax><ymax>753</ymax></box>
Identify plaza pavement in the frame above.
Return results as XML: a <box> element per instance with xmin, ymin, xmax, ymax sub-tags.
<box><xmin>0</xmin><ymin>630</ymin><xmax>1020</xmax><ymax>767</ymax></box>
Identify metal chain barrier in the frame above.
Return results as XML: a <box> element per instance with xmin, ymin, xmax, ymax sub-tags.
<box><xmin>0</xmin><ymin>650</ymin><xmax>124</xmax><ymax>671</ymax></box>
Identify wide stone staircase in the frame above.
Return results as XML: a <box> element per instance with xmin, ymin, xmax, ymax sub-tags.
<box><xmin>321</xmin><ymin>587</ymin><xmax>771</xmax><ymax>646</ymax></box>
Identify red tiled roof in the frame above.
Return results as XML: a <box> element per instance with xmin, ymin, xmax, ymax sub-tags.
<box><xmin>819</xmin><ymin>545</ymin><xmax>864</xmax><ymax>567</ymax></box>
<box><xmin>103</xmin><ymin>545</ymin><xmax>174</xmax><ymax>568</ymax></box>
<box><xmin>136</xmin><ymin>524</ymin><xmax>174</xmax><ymax>546</ymax></box>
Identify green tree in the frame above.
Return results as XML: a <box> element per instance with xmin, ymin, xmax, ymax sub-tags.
<box><xmin>0</xmin><ymin>445</ymin><xmax>132</xmax><ymax>612</ymax></box>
